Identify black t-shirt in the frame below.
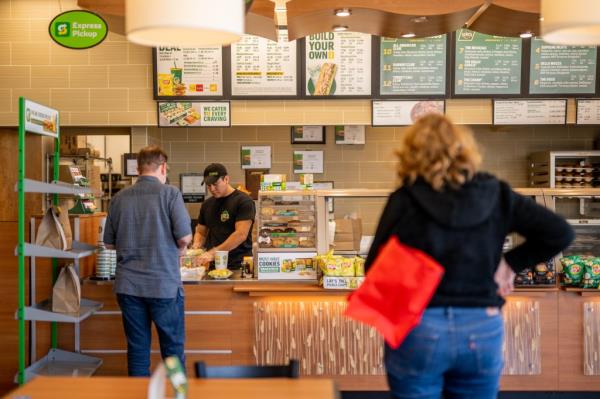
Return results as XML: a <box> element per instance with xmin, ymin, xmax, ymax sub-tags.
<box><xmin>198</xmin><ymin>189</ymin><xmax>255</xmax><ymax>268</ymax></box>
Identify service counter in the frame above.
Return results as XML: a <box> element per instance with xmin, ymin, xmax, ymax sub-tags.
<box><xmin>50</xmin><ymin>279</ymin><xmax>600</xmax><ymax>392</ymax></box>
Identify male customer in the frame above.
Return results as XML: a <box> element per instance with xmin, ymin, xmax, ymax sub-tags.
<box><xmin>193</xmin><ymin>163</ymin><xmax>255</xmax><ymax>269</ymax></box>
<box><xmin>104</xmin><ymin>145</ymin><xmax>192</xmax><ymax>376</ymax></box>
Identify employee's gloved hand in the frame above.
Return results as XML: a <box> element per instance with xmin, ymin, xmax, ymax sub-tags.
<box><xmin>197</xmin><ymin>250</ymin><xmax>215</xmax><ymax>266</ymax></box>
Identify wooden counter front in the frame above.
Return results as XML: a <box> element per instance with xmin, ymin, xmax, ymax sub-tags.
<box><xmin>74</xmin><ymin>281</ymin><xmax>600</xmax><ymax>392</ymax></box>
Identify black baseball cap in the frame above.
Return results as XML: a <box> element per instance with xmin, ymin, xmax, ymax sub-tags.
<box><xmin>202</xmin><ymin>163</ymin><xmax>228</xmax><ymax>185</ymax></box>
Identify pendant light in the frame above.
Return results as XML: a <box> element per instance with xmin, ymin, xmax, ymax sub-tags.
<box><xmin>126</xmin><ymin>0</ymin><xmax>244</xmax><ymax>47</ymax></box>
<box><xmin>541</xmin><ymin>0</ymin><xmax>600</xmax><ymax>45</ymax></box>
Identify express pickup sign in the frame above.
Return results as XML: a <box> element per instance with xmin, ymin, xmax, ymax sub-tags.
<box><xmin>49</xmin><ymin>10</ymin><xmax>108</xmax><ymax>49</ymax></box>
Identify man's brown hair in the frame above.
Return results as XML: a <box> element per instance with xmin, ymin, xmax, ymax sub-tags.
<box><xmin>137</xmin><ymin>145</ymin><xmax>168</xmax><ymax>174</ymax></box>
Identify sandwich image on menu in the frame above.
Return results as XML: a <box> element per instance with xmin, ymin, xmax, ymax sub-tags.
<box><xmin>308</xmin><ymin>63</ymin><xmax>338</xmax><ymax>95</ymax></box>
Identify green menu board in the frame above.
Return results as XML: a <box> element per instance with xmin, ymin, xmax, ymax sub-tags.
<box><xmin>455</xmin><ymin>29</ymin><xmax>522</xmax><ymax>95</ymax></box>
<box><xmin>380</xmin><ymin>35</ymin><xmax>447</xmax><ymax>95</ymax></box>
<box><xmin>529</xmin><ymin>37</ymin><xmax>597</xmax><ymax>94</ymax></box>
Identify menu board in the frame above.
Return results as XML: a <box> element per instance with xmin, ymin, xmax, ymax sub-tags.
<box><xmin>372</xmin><ymin>100</ymin><xmax>445</xmax><ymax>126</ymax></box>
<box><xmin>530</xmin><ymin>38</ymin><xmax>597</xmax><ymax>94</ymax></box>
<box><xmin>157</xmin><ymin>101</ymin><xmax>230</xmax><ymax>127</ymax></box>
<box><xmin>231</xmin><ymin>35</ymin><xmax>297</xmax><ymax>96</ymax></box>
<box><xmin>305</xmin><ymin>32</ymin><xmax>371</xmax><ymax>96</ymax></box>
<box><xmin>576</xmin><ymin>99</ymin><xmax>600</xmax><ymax>124</ymax></box>
<box><xmin>380</xmin><ymin>35</ymin><xmax>447</xmax><ymax>96</ymax></box>
<box><xmin>155</xmin><ymin>47</ymin><xmax>223</xmax><ymax>97</ymax></box>
<box><xmin>493</xmin><ymin>99</ymin><xmax>567</xmax><ymax>125</ymax></box>
<box><xmin>455</xmin><ymin>29</ymin><xmax>522</xmax><ymax>95</ymax></box>
<box><xmin>241</xmin><ymin>146</ymin><xmax>272</xmax><ymax>169</ymax></box>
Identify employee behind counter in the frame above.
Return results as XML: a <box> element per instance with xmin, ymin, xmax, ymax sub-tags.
<box><xmin>192</xmin><ymin>163</ymin><xmax>256</xmax><ymax>269</ymax></box>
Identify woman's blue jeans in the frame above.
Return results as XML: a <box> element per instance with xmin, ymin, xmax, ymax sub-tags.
<box><xmin>385</xmin><ymin>307</ymin><xmax>504</xmax><ymax>399</ymax></box>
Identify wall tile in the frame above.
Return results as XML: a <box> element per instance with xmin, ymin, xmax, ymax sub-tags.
<box><xmin>69</xmin><ymin>112</ymin><xmax>110</xmax><ymax>125</ymax></box>
<box><xmin>162</xmin><ymin>128</ymin><xmax>188</xmax><ymax>142</ymax></box>
<box><xmin>90</xmin><ymin>42</ymin><xmax>128</xmax><ymax>65</ymax></box>
<box><xmin>109</xmin><ymin>112</ymin><xmax>147</xmax><ymax>125</ymax></box>
<box><xmin>31</xmin><ymin>66</ymin><xmax>69</xmax><ymax>88</ymax></box>
<box><xmin>188</xmin><ymin>128</ymin><xmax>222</xmax><ymax>141</ymax></box>
<box><xmin>128</xmin><ymin>44</ymin><xmax>152</xmax><ymax>65</ymax></box>
<box><xmin>358</xmin><ymin>162</ymin><xmax>396</xmax><ymax>183</ymax></box>
<box><xmin>0</xmin><ymin>112</ymin><xmax>18</xmax><ymax>125</ymax></box>
<box><xmin>342</xmin><ymin>142</ymin><xmax>377</xmax><ymax>162</ymax></box>
<box><xmin>12</xmin><ymin>42</ymin><xmax>50</xmax><ymax>65</ymax></box>
<box><xmin>0</xmin><ymin>66</ymin><xmax>30</xmax><ymax>88</ymax></box>
<box><xmin>0</xmin><ymin>43</ymin><xmax>9</xmax><ymax>65</ymax></box>
<box><xmin>29</xmin><ymin>19</ymin><xmax>50</xmax><ymax>42</ymax></box>
<box><xmin>0</xmin><ymin>1</ymin><xmax>10</xmax><ymax>18</ymax></box>
<box><xmin>129</xmin><ymin>88</ymin><xmax>155</xmax><ymax>111</ymax></box>
<box><xmin>0</xmin><ymin>20</ymin><xmax>29</xmax><ymax>42</ymax></box>
<box><xmin>12</xmin><ymin>0</ymin><xmax>51</xmax><ymax>18</ymax></box>
<box><xmin>204</xmin><ymin>142</ymin><xmax>241</xmax><ymax>163</ymax></box>
<box><xmin>109</xmin><ymin>65</ymin><xmax>147</xmax><ymax>88</ymax></box>
<box><xmin>0</xmin><ymin>89</ymin><xmax>11</xmax><ymax>112</ymax></box>
<box><xmin>232</xmin><ymin>110</ymin><xmax>266</xmax><ymax>125</ymax></box>
<box><xmin>267</xmin><ymin>111</ymin><xmax>304</xmax><ymax>125</ymax></box>
<box><xmin>367</xmin><ymin>127</ymin><xmax>395</xmax><ymax>141</ymax></box>
<box><xmin>256</xmin><ymin>126</ymin><xmax>289</xmax><ymax>142</ymax></box>
<box><xmin>90</xmin><ymin>88</ymin><xmax>128</xmax><ymax>112</ymax></box>
<box><xmin>222</xmin><ymin>126</ymin><xmax>257</xmax><ymax>141</ymax></box>
<box><xmin>50</xmin><ymin>88</ymin><xmax>89</xmax><ymax>111</ymax></box>
<box><xmin>272</xmin><ymin>142</ymin><xmax>293</xmax><ymax>162</ymax></box>
<box><xmin>11</xmin><ymin>88</ymin><xmax>50</xmax><ymax>113</ymax></box>
<box><xmin>171</xmin><ymin>141</ymin><xmax>204</xmax><ymax>162</ymax></box>
<box><xmin>51</xmin><ymin>43</ymin><xmax>89</xmax><ymax>65</ymax></box>
<box><xmin>70</xmin><ymin>66</ymin><xmax>108</xmax><ymax>88</ymax></box>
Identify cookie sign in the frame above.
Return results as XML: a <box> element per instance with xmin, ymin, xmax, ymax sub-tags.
<box><xmin>49</xmin><ymin>10</ymin><xmax>108</xmax><ymax>49</ymax></box>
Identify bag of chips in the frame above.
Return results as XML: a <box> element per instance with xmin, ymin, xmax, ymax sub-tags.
<box><xmin>561</xmin><ymin>255</ymin><xmax>585</xmax><ymax>286</ymax></box>
<box><xmin>582</xmin><ymin>257</ymin><xmax>600</xmax><ymax>289</ymax></box>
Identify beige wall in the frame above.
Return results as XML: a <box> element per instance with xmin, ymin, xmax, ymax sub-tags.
<box><xmin>0</xmin><ymin>0</ymin><xmax>582</xmax><ymax>128</ymax></box>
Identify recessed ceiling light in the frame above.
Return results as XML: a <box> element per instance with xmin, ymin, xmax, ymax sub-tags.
<box><xmin>410</xmin><ymin>16</ymin><xmax>428</xmax><ymax>24</ymax></box>
<box><xmin>539</xmin><ymin>16</ymin><xmax>544</xmax><ymax>22</ymax></box>
<box><xmin>333</xmin><ymin>25</ymin><xmax>349</xmax><ymax>32</ymax></box>
<box><xmin>401</xmin><ymin>32</ymin><xmax>416</xmax><ymax>38</ymax></box>
<box><xmin>334</xmin><ymin>8</ymin><xmax>352</xmax><ymax>17</ymax></box>
<box><xmin>520</xmin><ymin>31</ymin><xmax>533</xmax><ymax>38</ymax></box>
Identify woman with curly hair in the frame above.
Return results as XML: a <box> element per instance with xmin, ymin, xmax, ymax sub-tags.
<box><xmin>365</xmin><ymin>114</ymin><xmax>573</xmax><ymax>399</ymax></box>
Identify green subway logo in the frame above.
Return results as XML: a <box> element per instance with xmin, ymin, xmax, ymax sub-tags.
<box><xmin>49</xmin><ymin>10</ymin><xmax>108</xmax><ymax>49</ymax></box>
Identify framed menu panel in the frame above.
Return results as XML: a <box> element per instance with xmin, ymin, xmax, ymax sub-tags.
<box><xmin>493</xmin><ymin>99</ymin><xmax>567</xmax><ymax>125</ymax></box>
<box><xmin>576</xmin><ymin>99</ymin><xmax>600</xmax><ymax>125</ymax></box>
<box><xmin>379</xmin><ymin>35</ymin><xmax>448</xmax><ymax>96</ymax></box>
<box><xmin>230</xmin><ymin>34</ymin><xmax>299</xmax><ymax>98</ymax></box>
<box><xmin>241</xmin><ymin>146</ymin><xmax>272</xmax><ymax>169</ymax></box>
<box><xmin>372</xmin><ymin>100</ymin><xmax>445</xmax><ymax>127</ymax></box>
<box><xmin>153</xmin><ymin>47</ymin><xmax>224</xmax><ymax>100</ymax></box>
<box><xmin>454</xmin><ymin>29</ymin><xmax>522</xmax><ymax>96</ymax></box>
<box><xmin>157</xmin><ymin>101</ymin><xmax>230</xmax><ymax>127</ymax></box>
<box><xmin>305</xmin><ymin>32</ymin><xmax>372</xmax><ymax>97</ymax></box>
<box><xmin>291</xmin><ymin>126</ymin><xmax>326</xmax><ymax>144</ymax></box>
<box><xmin>293</xmin><ymin>150</ymin><xmax>324</xmax><ymax>174</ymax></box>
<box><xmin>529</xmin><ymin>37</ymin><xmax>597</xmax><ymax>95</ymax></box>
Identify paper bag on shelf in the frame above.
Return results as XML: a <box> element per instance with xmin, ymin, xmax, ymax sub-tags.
<box><xmin>52</xmin><ymin>264</ymin><xmax>81</xmax><ymax>313</ymax></box>
<box><xmin>35</xmin><ymin>206</ymin><xmax>73</xmax><ymax>250</ymax></box>
<box><xmin>333</xmin><ymin>218</ymin><xmax>362</xmax><ymax>251</ymax></box>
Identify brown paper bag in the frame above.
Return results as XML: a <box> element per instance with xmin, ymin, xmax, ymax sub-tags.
<box><xmin>334</xmin><ymin>218</ymin><xmax>363</xmax><ymax>250</ymax></box>
<box><xmin>52</xmin><ymin>264</ymin><xmax>81</xmax><ymax>313</ymax></box>
<box><xmin>35</xmin><ymin>206</ymin><xmax>72</xmax><ymax>250</ymax></box>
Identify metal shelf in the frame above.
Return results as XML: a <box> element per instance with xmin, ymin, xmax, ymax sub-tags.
<box><xmin>17</xmin><ymin>241</ymin><xmax>97</xmax><ymax>259</ymax></box>
<box><xmin>17</xmin><ymin>178</ymin><xmax>92</xmax><ymax>195</ymax></box>
<box><xmin>19</xmin><ymin>298</ymin><xmax>103</xmax><ymax>323</ymax></box>
<box><xmin>16</xmin><ymin>349</ymin><xmax>102</xmax><ymax>383</ymax></box>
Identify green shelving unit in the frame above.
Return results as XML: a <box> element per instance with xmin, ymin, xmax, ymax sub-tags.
<box><xmin>16</xmin><ymin>97</ymin><xmax>102</xmax><ymax>384</ymax></box>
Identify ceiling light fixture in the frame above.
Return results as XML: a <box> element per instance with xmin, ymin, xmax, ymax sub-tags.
<box><xmin>333</xmin><ymin>25</ymin><xmax>349</xmax><ymax>32</ymax></box>
<box><xmin>541</xmin><ymin>0</ymin><xmax>600</xmax><ymax>45</ymax></box>
<box><xmin>126</xmin><ymin>0</ymin><xmax>244</xmax><ymax>47</ymax></box>
<box><xmin>335</xmin><ymin>8</ymin><xmax>352</xmax><ymax>17</ymax></box>
<box><xmin>520</xmin><ymin>31</ymin><xmax>534</xmax><ymax>38</ymax></box>
<box><xmin>401</xmin><ymin>32</ymin><xmax>416</xmax><ymax>38</ymax></box>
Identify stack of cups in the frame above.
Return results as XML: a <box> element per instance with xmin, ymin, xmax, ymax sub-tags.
<box><xmin>96</xmin><ymin>247</ymin><xmax>112</xmax><ymax>279</ymax></box>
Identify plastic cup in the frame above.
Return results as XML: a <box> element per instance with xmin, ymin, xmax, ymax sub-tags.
<box><xmin>214</xmin><ymin>251</ymin><xmax>228</xmax><ymax>270</ymax></box>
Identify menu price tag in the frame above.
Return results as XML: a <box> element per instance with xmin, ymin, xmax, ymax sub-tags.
<box><xmin>380</xmin><ymin>35</ymin><xmax>447</xmax><ymax>96</ymax></box>
<box><xmin>455</xmin><ymin>29</ymin><xmax>522</xmax><ymax>95</ymax></box>
<box><xmin>157</xmin><ymin>101</ymin><xmax>230</xmax><ymax>127</ymax></box>
<box><xmin>231</xmin><ymin>34</ymin><xmax>297</xmax><ymax>96</ymax></box>
<box><xmin>530</xmin><ymin>38</ymin><xmax>597</xmax><ymax>94</ymax></box>
<box><xmin>155</xmin><ymin>46</ymin><xmax>223</xmax><ymax>98</ymax></box>
<box><xmin>305</xmin><ymin>32</ymin><xmax>372</xmax><ymax>96</ymax></box>
<box><xmin>335</xmin><ymin>126</ymin><xmax>365</xmax><ymax>144</ymax></box>
<box><xmin>293</xmin><ymin>150</ymin><xmax>324</xmax><ymax>174</ymax></box>
<box><xmin>372</xmin><ymin>100</ymin><xmax>445</xmax><ymax>126</ymax></box>
<box><xmin>241</xmin><ymin>146</ymin><xmax>272</xmax><ymax>169</ymax></box>
<box><xmin>576</xmin><ymin>99</ymin><xmax>600</xmax><ymax>125</ymax></box>
<box><xmin>493</xmin><ymin>99</ymin><xmax>567</xmax><ymax>125</ymax></box>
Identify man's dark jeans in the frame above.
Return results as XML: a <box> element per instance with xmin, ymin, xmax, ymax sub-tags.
<box><xmin>116</xmin><ymin>292</ymin><xmax>185</xmax><ymax>376</ymax></box>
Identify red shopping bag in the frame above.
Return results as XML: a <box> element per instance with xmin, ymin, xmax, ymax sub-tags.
<box><xmin>344</xmin><ymin>236</ymin><xmax>444</xmax><ymax>349</ymax></box>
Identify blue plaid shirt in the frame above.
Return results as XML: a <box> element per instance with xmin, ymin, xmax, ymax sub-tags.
<box><xmin>104</xmin><ymin>176</ymin><xmax>191</xmax><ymax>298</ymax></box>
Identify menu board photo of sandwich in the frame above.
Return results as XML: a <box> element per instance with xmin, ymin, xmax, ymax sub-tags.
<box><xmin>154</xmin><ymin>47</ymin><xmax>224</xmax><ymax>98</ymax></box>
<box><xmin>305</xmin><ymin>32</ymin><xmax>372</xmax><ymax>96</ymax></box>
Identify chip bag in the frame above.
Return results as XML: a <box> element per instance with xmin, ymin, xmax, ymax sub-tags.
<box><xmin>561</xmin><ymin>255</ymin><xmax>585</xmax><ymax>286</ymax></box>
<box><xmin>582</xmin><ymin>258</ymin><xmax>600</xmax><ymax>289</ymax></box>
